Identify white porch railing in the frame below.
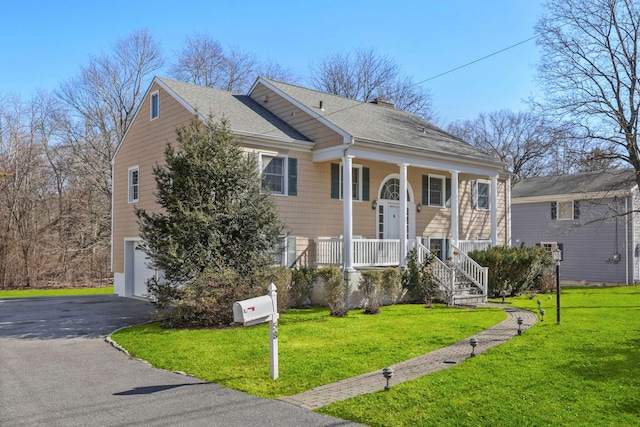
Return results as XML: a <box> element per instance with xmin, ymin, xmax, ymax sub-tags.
<box><xmin>353</xmin><ymin>239</ymin><xmax>401</xmax><ymax>267</ymax></box>
<box><xmin>457</xmin><ymin>239</ymin><xmax>492</xmax><ymax>254</ymax></box>
<box><xmin>315</xmin><ymin>237</ymin><xmax>342</xmax><ymax>266</ymax></box>
<box><xmin>315</xmin><ymin>237</ymin><xmax>490</xmax><ymax>301</ymax></box>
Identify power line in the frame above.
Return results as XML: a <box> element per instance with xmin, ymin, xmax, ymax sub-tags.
<box><xmin>414</xmin><ymin>34</ymin><xmax>541</xmax><ymax>85</ymax></box>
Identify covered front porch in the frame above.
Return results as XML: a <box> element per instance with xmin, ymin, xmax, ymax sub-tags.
<box><xmin>315</xmin><ymin>237</ymin><xmax>492</xmax><ymax>305</ymax></box>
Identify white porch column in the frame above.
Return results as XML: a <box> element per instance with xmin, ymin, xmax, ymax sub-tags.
<box><xmin>450</xmin><ymin>170</ymin><xmax>459</xmax><ymax>254</ymax></box>
<box><xmin>506</xmin><ymin>176</ymin><xmax>512</xmax><ymax>247</ymax></box>
<box><xmin>343</xmin><ymin>155</ymin><xmax>354</xmax><ymax>272</ymax></box>
<box><xmin>491</xmin><ymin>175</ymin><xmax>498</xmax><ymax>246</ymax></box>
<box><xmin>399</xmin><ymin>163</ymin><xmax>408</xmax><ymax>266</ymax></box>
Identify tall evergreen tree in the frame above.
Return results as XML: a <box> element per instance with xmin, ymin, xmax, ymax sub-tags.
<box><xmin>136</xmin><ymin>117</ymin><xmax>285</xmax><ymax>286</ymax></box>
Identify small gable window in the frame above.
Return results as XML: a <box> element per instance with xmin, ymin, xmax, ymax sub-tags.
<box><xmin>150</xmin><ymin>91</ymin><xmax>159</xmax><ymax>120</ymax></box>
<box><xmin>128</xmin><ymin>166</ymin><xmax>139</xmax><ymax>203</ymax></box>
<box><xmin>551</xmin><ymin>201</ymin><xmax>579</xmax><ymax>220</ymax></box>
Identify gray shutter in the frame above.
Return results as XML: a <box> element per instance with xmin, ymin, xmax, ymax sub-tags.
<box><xmin>288</xmin><ymin>158</ymin><xmax>297</xmax><ymax>196</ymax></box>
<box><xmin>331</xmin><ymin>163</ymin><xmax>340</xmax><ymax>199</ymax></box>
<box><xmin>551</xmin><ymin>202</ymin><xmax>557</xmax><ymax>220</ymax></box>
<box><xmin>471</xmin><ymin>180</ymin><xmax>477</xmax><ymax>209</ymax></box>
<box><xmin>422</xmin><ymin>175</ymin><xmax>429</xmax><ymax>205</ymax></box>
<box><xmin>573</xmin><ymin>201</ymin><xmax>580</xmax><ymax>219</ymax></box>
<box><xmin>362</xmin><ymin>167</ymin><xmax>370</xmax><ymax>201</ymax></box>
<box><xmin>287</xmin><ymin>236</ymin><xmax>297</xmax><ymax>267</ymax></box>
<box><xmin>445</xmin><ymin>178</ymin><xmax>452</xmax><ymax>208</ymax></box>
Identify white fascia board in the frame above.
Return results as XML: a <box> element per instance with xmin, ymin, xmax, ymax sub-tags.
<box><xmin>313</xmin><ymin>141</ymin><xmax>502</xmax><ymax>177</ymax></box>
<box><xmin>512</xmin><ymin>189</ymin><xmax>633</xmax><ymax>204</ymax></box>
<box><xmin>253</xmin><ymin>78</ymin><xmax>353</xmax><ymax>144</ymax></box>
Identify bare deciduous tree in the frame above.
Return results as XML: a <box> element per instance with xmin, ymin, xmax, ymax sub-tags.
<box><xmin>536</xmin><ymin>0</ymin><xmax>640</xmax><ymax>185</ymax></box>
<box><xmin>448</xmin><ymin>109</ymin><xmax>560</xmax><ymax>181</ymax></box>
<box><xmin>56</xmin><ymin>28</ymin><xmax>163</xmax><ymax>199</ymax></box>
<box><xmin>170</xmin><ymin>33</ymin><xmax>299</xmax><ymax>93</ymax></box>
<box><xmin>310</xmin><ymin>47</ymin><xmax>434</xmax><ymax>120</ymax></box>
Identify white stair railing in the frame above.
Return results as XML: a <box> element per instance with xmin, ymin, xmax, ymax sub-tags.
<box><xmin>412</xmin><ymin>241</ymin><xmax>455</xmax><ymax>305</ymax></box>
<box><xmin>450</xmin><ymin>242</ymin><xmax>488</xmax><ymax>296</ymax></box>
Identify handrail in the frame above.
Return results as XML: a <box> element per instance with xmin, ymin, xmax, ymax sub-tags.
<box><xmin>412</xmin><ymin>240</ymin><xmax>455</xmax><ymax>305</ymax></box>
<box><xmin>450</xmin><ymin>242</ymin><xmax>488</xmax><ymax>295</ymax></box>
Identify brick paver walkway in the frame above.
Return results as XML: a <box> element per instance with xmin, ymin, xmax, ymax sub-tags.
<box><xmin>279</xmin><ymin>304</ymin><xmax>537</xmax><ymax>410</ymax></box>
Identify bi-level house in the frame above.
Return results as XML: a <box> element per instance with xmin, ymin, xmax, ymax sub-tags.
<box><xmin>111</xmin><ymin>77</ymin><xmax>510</xmax><ymax>304</ymax></box>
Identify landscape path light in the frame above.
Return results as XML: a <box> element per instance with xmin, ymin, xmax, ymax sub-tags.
<box><xmin>539</xmin><ymin>308</ymin><xmax>545</xmax><ymax>321</ymax></box>
<box><xmin>517</xmin><ymin>316</ymin><xmax>523</xmax><ymax>335</ymax></box>
<box><xmin>382</xmin><ymin>367</ymin><xmax>394</xmax><ymax>391</ymax></box>
<box><xmin>469</xmin><ymin>337</ymin><xmax>478</xmax><ymax>357</ymax></box>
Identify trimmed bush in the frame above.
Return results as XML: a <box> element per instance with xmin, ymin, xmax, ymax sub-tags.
<box><xmin>251</xmin><ymin>266</ymin><xmax>292</xmax><ymax>311</ymax></box>
<box><xmin>317</xmin><ymin>266</ymin><xmax>347</xmax><ymax>317</ymax></box>
<box><xmin>381</xmin><ymin>267</ymin><xmax>403</xmax><ymax>304</ymax></box>
<box><xmin>468</xmin><ymin>245</ymin><xmax>553</xmax><ymax>297</ymax></box>
<box><xmin>289</xmin><ymin>267</ymin><xmax>316</xmax><ymax>308</ymax></box>
<box><xmin>402</xmin><ymin>248</ymin><xmax>439</xmax><ymax>308</ymax></box>
<box><xmin>358</xmin><ymin>270</ymin><xmax>382</xmax><ymax>314</ymax></box>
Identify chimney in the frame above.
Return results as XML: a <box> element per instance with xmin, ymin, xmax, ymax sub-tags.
<box><xmin>371</xmin><ymin>97</ymin><xmax>395</xmax><ymax>109</ymax></box>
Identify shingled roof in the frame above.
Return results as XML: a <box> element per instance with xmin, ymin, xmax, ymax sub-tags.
<box><xmin>156</xmin><ymin>77</ymin><xmax>310</xmax><ymax>142</ymax></box>
<box><xmin>512</xmin><ymin>169</ymin><xmax>637</xmax><ymax>199</ymax></box>
<box><xmin>261</xmin><ymin>78</ymin><xmax>498</xmax><ymax>163</ymax></box>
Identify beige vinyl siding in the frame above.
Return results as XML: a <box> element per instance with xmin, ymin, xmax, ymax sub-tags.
<box><xmin>112</xmin><ymin>83</ymin><xmax>196</xmax><ymax>273</ymax></box>
<box><xmin>250</xmin><ymin>83</ymin><xmax>344</xmax><ymax>150</ymax></box>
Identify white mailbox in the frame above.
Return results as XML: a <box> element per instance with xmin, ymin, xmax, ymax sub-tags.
<box><xmin>233</xmin><ymin>295</ymin><xmax>274</xmax><ymax>326</ymax></box>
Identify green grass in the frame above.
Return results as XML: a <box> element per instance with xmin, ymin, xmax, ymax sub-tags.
<box><xmin>0</xmin><ymin>286</ymin><xmax>114</xmax><ymax>298</ymax></box>
<box><xmin>318</xmin><ymin>287</ymin><xmax>640</xmax><ymax>426</ymax></box>
<box><xmin>111</xmin><ymin>304</ymin><xmax>505</xmax><ymax>398</ymax></box>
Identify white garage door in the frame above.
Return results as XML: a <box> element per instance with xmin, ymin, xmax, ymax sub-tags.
<box><xmin>133</xmin><ymin>244</ymin><xmax>155</xmax><ymax>297</ymax></box>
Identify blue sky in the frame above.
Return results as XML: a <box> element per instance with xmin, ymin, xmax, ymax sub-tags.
<box><xmin>2</xmin><ymin>0</ymin><xmax>544</xmax><ymax>123</ymax></box>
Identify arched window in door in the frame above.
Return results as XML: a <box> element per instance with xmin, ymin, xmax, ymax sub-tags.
<box><xmin>377</xmin><ymin>177</ymin><xmax>414</xmax><ymax>239</ymax></box>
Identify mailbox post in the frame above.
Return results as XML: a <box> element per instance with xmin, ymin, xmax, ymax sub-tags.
<box><xmin>268</xmin><ymin>283</ymin><xmax>279</xmax><ymax>380</ymax></box>
<box><xmin>233</xmin><ymin>283</ymin><xmax>279</xmax><ymax>380</ymax></box>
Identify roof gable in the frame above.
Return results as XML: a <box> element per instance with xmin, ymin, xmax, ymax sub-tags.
<box><xmin>255</xmin><ymin>78</ymin><xmax>498</xmax><ymax>163</ymax></box>
<box><xmin>155</xmin><ymin>77</ymin><xmax>310</xmax><ymax>143</ymax></box>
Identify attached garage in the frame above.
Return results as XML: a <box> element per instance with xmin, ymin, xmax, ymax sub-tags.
<box><xmin>123</xmin><ymin>239</ymin><xmax>156</xmax><ymax>297</ymax></box>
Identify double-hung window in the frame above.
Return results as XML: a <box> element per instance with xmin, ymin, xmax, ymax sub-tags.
<box><xmin>340</xmin><ymin>164</ymin><xmax>363</xmax><ymax>200</ymax></box>
<box><xmin>128</xmin><ymin>166</ymin><xmax>139</xmax><ymax>203</ymax></box>
<box><xmin>330</xmin><ymin>163</ymin><xmax>370</xmax><ymax>201</ymax></box>
<box><xmin>551</xmin><ymin>200</ymin><xmax>579</xmax><ymax>220</ymax></box>
<box><xmin>260</xmin><ymin>154</ymin><xmax>286</xmax><ymax>195</ymax></box>
<box><xmin>429</xmin><ymin>175</ymin><xmax>444</xmax><ymax>207</ymax></box>
<box><xmin>472</xmin><ymin>180</ymin><xmax>490</xmax><ymax>210</ymax></box>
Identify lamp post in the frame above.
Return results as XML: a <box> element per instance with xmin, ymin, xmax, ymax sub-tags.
<box><xmin>553</xmin><ymin>246</ymin><xmax>562</xmax><ymax>325</ymax></box>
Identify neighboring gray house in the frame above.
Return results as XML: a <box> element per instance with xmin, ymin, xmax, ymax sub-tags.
<box><xmin>511</xmin><ymin>169</ymin><xmax>639</xmax><ymax>285</ymax></box>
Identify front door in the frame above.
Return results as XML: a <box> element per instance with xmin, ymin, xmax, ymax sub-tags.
<box><xmin>386</xmin><ymin>203</ymin><xmax>401</xmax><ymax>239</ymax></box>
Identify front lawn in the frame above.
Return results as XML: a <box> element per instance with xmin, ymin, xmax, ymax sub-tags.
<box><xmin>318</xmin><ymin>287</ymin><xmax>640</xmax><ymax>426</ymax></box>
<box><xmin>0</xmin><ymin>286</ymin><xmax>114</xmax><ymax>298</ymax></box>
<box><xmin>111</xmin><ymin>304</ymin><xmax>505</xmax><ymax>398</ymax></box>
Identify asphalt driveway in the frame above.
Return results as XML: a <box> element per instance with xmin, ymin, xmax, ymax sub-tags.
<box><xmin>0</xmin><ymin>295</ymin><xmax>362</xmax><ymax>427</ymax></box>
